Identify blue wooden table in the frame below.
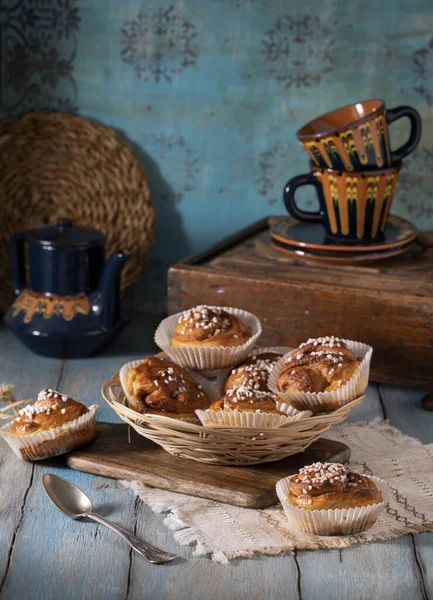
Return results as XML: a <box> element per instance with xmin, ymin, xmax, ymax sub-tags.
<box><xmin>0</xmin><ymin>316</ymin><xmax>432</xmax><ymax>600</ymax></box>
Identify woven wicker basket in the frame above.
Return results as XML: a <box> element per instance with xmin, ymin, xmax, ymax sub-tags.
<box><xmin>101</xmin><ymin>372</ymin><xmax>364</xmax><ymax>465</ymax></box>
<box><xmin>0</xmin><ymin>112</ymin><xmax>156</xmax><ymax>313</ymax></box>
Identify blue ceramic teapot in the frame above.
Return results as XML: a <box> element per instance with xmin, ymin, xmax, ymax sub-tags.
<box><xmin>4</xmin><ymin>219</ymin><xmax>131</xmax><ymax>358</ymax></box>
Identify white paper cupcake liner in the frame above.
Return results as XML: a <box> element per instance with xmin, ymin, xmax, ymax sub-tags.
<box><xmin>119</xmin><ymin>358</ymin><xmax>220</xmax><ymax>423</ymax></box>
<box><xmin>154</xmin><ymin>306</ymin><xmax>262</xmax><ymax>370</ymax></box>
<box><xmin>216</xmin><ymin>346</ymin><xmax>293</xmax><ymax>394</ymax></box>
<box><xmin>276</xmin><ymin>474</ymin><xmax>389</xmax><ymax>536</ymax></box>
<box><xmin>195</xmin><ymin>407</ymin><xmax>311</xmax><ymax>428</ymax></box>
<box><xmin>0</xmin><ymin>405</ymin><xmax>98</xmax><ymax>461</ymax></box>
<box><xmin>276</xmin><ymin>402</ymin><xmax>312</xmax><ymax>418</ymax></box>
<box><xmin>268</xmin><ymin>340</ymin><xmax>373</xmax><ymax>413</ymax></box>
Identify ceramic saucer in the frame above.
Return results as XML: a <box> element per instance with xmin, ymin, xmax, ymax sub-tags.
<box><xmin>269</xmin><ymin>215</ymin><xmax>417</xmax><ymax>253</ymax></box>
<box><xmin>270</xmin><ymin>238</ymin><xmax>415</xmax><ymax>266</ymax></box>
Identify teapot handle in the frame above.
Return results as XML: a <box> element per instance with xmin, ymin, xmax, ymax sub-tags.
<box><xmin>10</xmin><ymin>232</ymin><xmax>27</xmax><ymax>296</ymax></box>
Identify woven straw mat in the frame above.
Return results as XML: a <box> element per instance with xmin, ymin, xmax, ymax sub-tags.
<box><xmin>0</xmin><ymin>112</ymin><xmax>156</xmax><ymax>313</ymax></box>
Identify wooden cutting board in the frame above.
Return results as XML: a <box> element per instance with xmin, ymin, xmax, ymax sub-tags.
<box><xmin>67</xmin><ymin>423</ymin><xmax>350</xmax><ymax>508</ymax></box>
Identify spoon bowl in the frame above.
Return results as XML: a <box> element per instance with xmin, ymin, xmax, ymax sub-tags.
<box><xmin>43</xmin><ymin>473</ymin><xmax>92</xmax><ymax>518</ymax></box>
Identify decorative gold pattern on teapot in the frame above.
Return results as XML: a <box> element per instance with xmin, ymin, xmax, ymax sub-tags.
<box><xmin>12</xmin><ymin>290</ymin><xmax>90</xmax><ymax>324</ymax></box>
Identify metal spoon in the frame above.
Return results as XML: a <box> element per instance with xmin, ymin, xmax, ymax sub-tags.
<box><xmin>42</xmin><ymin>474</ymin><xmax>178</xmax><ymax>564</ymax></box>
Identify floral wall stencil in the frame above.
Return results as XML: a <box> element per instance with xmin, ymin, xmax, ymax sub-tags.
<box><xmin>262</xmin><ymin>15</ymin><xmax>335</xmax><ymax>89</ymax></box>
<box><xmin>212</xmin><ymin>0</ymin><xmax>269</xmax><ymax>8</ymax></box>
<box><xmin>142</xmin><ymin>134</ymin><xmax>200</xmax><ymax>203</ymax></box>
<box><xmin>413</xmin><ymin>37</ymin><xmax>433</xmax><ymax>106</ymax></box>
<box><xmin>256</xmin><ymin>142</ymin><xmax>292</xmax><ymax>206</ymax></box>
<box><xmin>121</xmin><ymin>6</ymin><xmax>198</xmax><ymax>82</ymax></box>
<box><xmin>0</xmin><ymin>0</ymin><xmax>80</xmax><ymax>116</ymax></box>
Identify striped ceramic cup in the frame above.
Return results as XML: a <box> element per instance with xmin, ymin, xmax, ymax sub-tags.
<box><xmin>283</xmin><ymin>164</ymin><xmax>401</xmax><ymax>242</ymax></box>
<box><xmin>297</xmin><ymin>99</ymin><xmax>421</xmax><ymax>171</ymax></box>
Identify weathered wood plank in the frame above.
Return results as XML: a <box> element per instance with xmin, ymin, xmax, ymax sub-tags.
<box><xmin>296</xmin><ymin>384</ymin><xmax>424</xmax><ymax>600</ymax></box>
<box><xmin>1</xmin><ymin>466</ymin><xmax>138</xmax><ymax>600</ymax></box>
<box><xmin>0</xmin><ymin>326</ymin><xmax>63</xmax><ymax>595</ymax></box>
<box><xmin>379</xmin><ymin>384</ymin><xmax>432</xmax><ymax>600</ymax></box>
<box><xmin>297</xmin><ymin>540</ymin><xmax>423</xmax><ymax>600</ymax></box>
<box><xmin>0</xmin><ymin>314</ymin><xmax>170</xmax><ymax>600</ymax></box>
<box><xmin>128</xmin><ymin>549</ymin><xmax>301</xmax><ymax>600</ymax></box>
<box><xmin>378</xmin><ymin>384</ymin><xmax>428</xmax><ymax>443</ymax></box>
<box><xmin>0</xmin><ymin>322</ymin><xmax>140</xmax><ymax>599</ymax></box>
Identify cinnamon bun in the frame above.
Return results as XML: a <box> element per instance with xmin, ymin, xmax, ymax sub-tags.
<box><xmin>0</xmin><ymin>389</ymin><xmax>97</xmax><ymax>461</ymax></box>
<box><xmin>223</xmin><ymin>351</ymin><xmax>282</xmax><ymax>393</ymax></box>
<box><xmin>171</xmin><ymin>305</ymin><xmax>251</xmax><ymax>348</ymax></box>
<box><xmin>11</xmin><ymin>390</ymin><xmax>88</xmax><ymax>436</ymax></box>
<box><xmin>287</xmin><ymin>462</ymin><xmax>383</xmax><ymax>511</ymax></box>
<box><xmin>125</xmin><ymin>356</ymin><xmax>211</xmax><ymax>419</ymax></box>
<box><xmin>277</xmin><ymin>336</ymin><xmax>360</xmax><ymax>395</ymax></box>
<box><xmin>209</xmin><ymin>385</ymin><xmax>286</xmax><ymax>416</ymax></box>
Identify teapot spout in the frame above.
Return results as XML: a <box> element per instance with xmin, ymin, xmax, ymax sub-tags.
<box><xmin>91</xmin><ymin>250</ymin><xmax>131</xmax><ymax>329</ymax></box>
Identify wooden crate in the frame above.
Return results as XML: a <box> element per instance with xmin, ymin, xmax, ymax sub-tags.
<box><xmin>168</xmin><ymin>218</ymin><xmax>433</xmax><ymax>390</ymax></box>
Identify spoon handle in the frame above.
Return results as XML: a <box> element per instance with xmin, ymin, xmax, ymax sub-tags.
<box><xmin>87</xmin><ymin>512</ymin><xmax>177</xmax><ymax>563</ymax></box>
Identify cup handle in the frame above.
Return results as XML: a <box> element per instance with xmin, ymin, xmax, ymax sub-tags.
<box><xmin>283</xmin><ymin>172</ymin><xmax>325</xmax><ymax>223</ymax></box>
<box><xmin>387</xmin><ymin>106</ymin><xmax>422</xmax><ymax>162</ymax></box>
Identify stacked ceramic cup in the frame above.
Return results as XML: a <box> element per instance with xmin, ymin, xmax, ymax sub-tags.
<box><xmin>284</xmin><ymin>99</ymin><xmax>422</xmax><ymax>248</ymax></box>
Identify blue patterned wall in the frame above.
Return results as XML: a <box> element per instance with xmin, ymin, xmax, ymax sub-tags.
<box><xmin>2</xmin><ymin>0</ymin><xmax>433</xmax><ymax>301</ymax></box>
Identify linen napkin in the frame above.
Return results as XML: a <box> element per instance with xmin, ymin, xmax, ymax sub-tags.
<box><xmin>123</xmin><ymin>420</ymin><xmax>433</xmax><ymax>563</ymax></box>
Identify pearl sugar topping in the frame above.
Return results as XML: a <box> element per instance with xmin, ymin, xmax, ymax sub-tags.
<box><xmin>16</xmin><ymin>389</ymin><xmax>70</xmax><ymax>421</ymax></box>
<box><xmin>297</xmin><ymin>462</ymin><xmax>348</xmax><ymax>489</ymax></box>
<box><xmin>37</xmin><ymin>389</ymin><xmax>69</xmax><ymax>402</ymax></box>
<box><xmin>230</xmin><ymin>357</ymin><xmax>278</xmax><ymax>390</ymax></box>
<box><xmin>299</xmin><ymin>336</ymin><xmax>344</xmax><ymax>349</ymax></box>
<box><xmin>178</xmin><ymin>305</ymin><xmax>231</xmax><ymax>338</ymax></box>
<box><xmin>286</xmin><ymin>336</ymin><xmax>346</xmax><ymax>365</ymax></box>
<box><xmin>225</xmin><ymin>385</ymin><xmax>277</xmax><ymax>405</ymax></box>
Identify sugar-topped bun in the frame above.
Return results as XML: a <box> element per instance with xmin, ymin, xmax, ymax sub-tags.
<box><xmin>11</xmin><ymin>390</ymin><xmax>88</xmax><ymax>436</ymax></box>
<box><xmin>125</xmin><ymin>356</ymin><xmax>211</xmax><ymax>420</ymax></box>
<box><xmin>0</xmin><ymin>389</ymin><xmax>96</xmax><ymax>462</ymax></box>
<box><xmin>210</xmin><ymin>385</ymin><xmax>286</xmax><ymax>415</ymax></box>
<box><xmin>278</xmin><ymin>336</ymin><xmax>360</xmax><ymax>394</ymax></box>
<box><xmin>171</xmin><ymin>305</ymin><xmax>251</xmax><ymax>348</ymax></box>
<box><xmin>224</xmin><ymin>352</ymin><xmax>282</xmax><ymax>393</ymax></box>
<box><xmin>288</xmin><ymin>462</ymin><xmax>383</xmax><ymax>511</ymax></box>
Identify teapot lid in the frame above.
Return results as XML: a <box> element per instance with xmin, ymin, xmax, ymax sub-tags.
<box><xmin>27</xmin><ymin>219</ymin><xmax>105</xmax><ymax>248</ymax></box>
